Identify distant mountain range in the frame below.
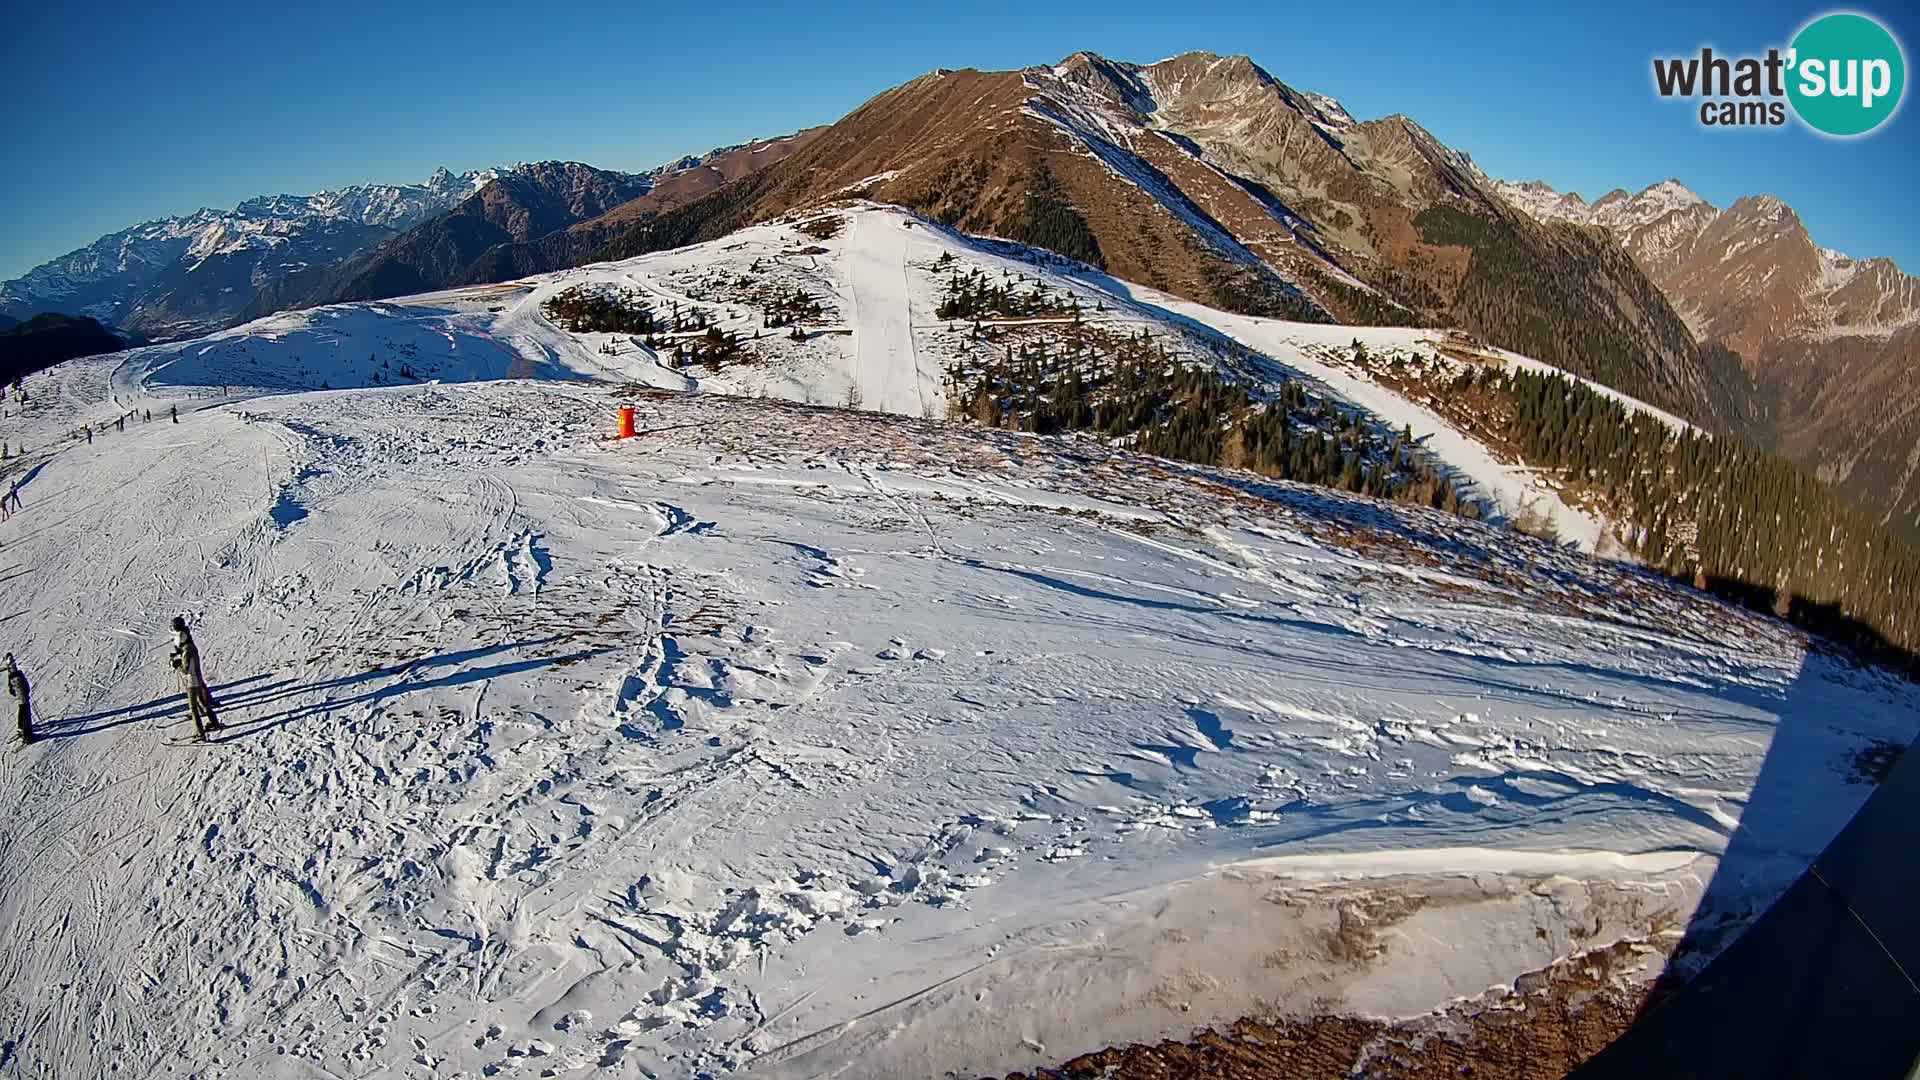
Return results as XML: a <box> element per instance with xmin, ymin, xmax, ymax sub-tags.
<box><xmin>4</xmin><ymin>51</ymin><xmax>1913</xmax><ymax>537</ymax></box>
<box><xmin>1491</xmin><ymin>178</ymin><xmax>1920</xmax><ymax>537</ymax></box>
<box><xmin>0</xmin><ymin>167</ymin><xmax>502</xmax><ymax>339</ymax></box>
<box><xmin>0</xmin><ymin>140</ymin><xmax>815</xmax><ymax>342</ymax></box>
<box><xmin>239</xmin><ymin>160</ymin><xmax>656</xmax><ymax>315</ymax></box>
<box><xmin>294</xmin><ymin>132</ymin><xmax>822</xmax><ymax>308</ymax></box>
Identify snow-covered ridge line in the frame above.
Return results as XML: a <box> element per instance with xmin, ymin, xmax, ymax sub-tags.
<box><xmin>5</xmin><ymin>166</ymin><xmax>503</xmax><ymax>294</ymax></box>
<box><xmin>1018</xmin><ymin>100</ymin><xmax>1268</xmax><ymax>270</ymax></box>
<box><xmin>1491</xmin><ymin>177</ymin><xmax>1714</xmax><ymax>231</ymax></box>
<box><xmin>71</xmin><ymin>203</ymin><xmax>1686</xmax><ymax>554</ymax></box>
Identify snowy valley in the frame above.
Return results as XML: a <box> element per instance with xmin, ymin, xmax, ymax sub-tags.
<box><xmin>0</xmin><ymin>205</ymin><xmax>1915</xmax><ymax>1079</ymax></box>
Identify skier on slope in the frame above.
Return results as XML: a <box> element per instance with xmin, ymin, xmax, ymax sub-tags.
<box><xmin>169</xmin><ymin>616</ymin><xmax>223</xmax><ymax>741</ymax></box>
<box><xmin>5</xmin><ymin>655</ymin><xmax>32</xmax><ymax>746</ymax></box>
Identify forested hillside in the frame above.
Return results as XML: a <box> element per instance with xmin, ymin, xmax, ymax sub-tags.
<box><xmin>1371</xmin><ymin>354</ymin><xmax>1920</xmax><ymax>668</ymax></box>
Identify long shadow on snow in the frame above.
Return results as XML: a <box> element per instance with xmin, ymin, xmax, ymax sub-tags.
<box><xmin>934</xmin><ymin>207</ymin><xmax>1920</xmax><ymax>1073</ymax></box>
<box><xmin>212</xmin><ymin>642</ymin><xmax>608</xmax><ymax>744</ymax></box>
<box><xmin>43</xmin><ymin>637</ymin><xmax>589</xmax><ymax>742</ymax></box>
<box><xmin>956</xmin><ymin>557</ymin><xmax>1364</xmax><ymax>643</ymax></box>
<box><xmin>1255</xmin><ymin>768</ymin><xmax>1735</xmax><ymax>851</ymax></box>
<box><xmin>1566</xmin><ymin>609</ymin><xmax>1920</xmax><ymax>1079</ymax></box>
<box><xmin>42</xmin><ymin>672</ymin><xmax>284</xmax><ymax>738</ymax></box>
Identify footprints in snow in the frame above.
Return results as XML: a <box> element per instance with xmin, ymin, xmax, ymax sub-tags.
<box><xmin>778</xmin><ymin>540</ymin><xmax>873</xmax><ymax>590</ymax></box>
<box><xmin>576</xmin><ymin>494</ymin><xmax>716</xmax><ymax>541</ymax></box>
<box><xmin>501</xmin><ymin>532</ymin><xmax>550</xmax><ymax>596</ymax></box>
<box><xmin>400</xmin><ymin>531</ymin><xmax>551</xmax><ymax>597</ymax></box>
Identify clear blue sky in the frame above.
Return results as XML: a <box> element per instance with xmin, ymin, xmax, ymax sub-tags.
<box><xmin>4</xmin><ymin>0</ymin><xmax>1916</xmax><ymax>280</ymax></box>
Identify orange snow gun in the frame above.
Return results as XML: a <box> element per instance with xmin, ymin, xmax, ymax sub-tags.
<box><xmin>617</xmin><ymin>406</ymin><xmax>636</xmax><ymax>439</ymax></box>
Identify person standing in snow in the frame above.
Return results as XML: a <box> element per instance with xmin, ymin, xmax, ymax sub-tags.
<box><xmin>170</xmin><ymin>405</ymin><xmax>178</xmax><ymax>424</ymax></box>
<box><xmin>85</xmin><ymin>425</ymin><xmax>93</xmax><ymax>445</ymax></box>
<box><xmin>170</xmin><ymin>616</ymin><xmax>223</xmax><ymax>741</ymax></box>
<box><xmin>6</xmin><ymin>654</ymin><xmax>33</xmax><ymax>746</ymax></box>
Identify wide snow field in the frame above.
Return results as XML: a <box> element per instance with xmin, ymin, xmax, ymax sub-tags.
<box><xmin>1</xmin><ymin>371</ymin><xmax>1915</xmax><ymax>1079</ymax></box>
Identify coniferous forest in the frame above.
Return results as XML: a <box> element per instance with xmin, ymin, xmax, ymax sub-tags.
<box><xmin>543</xmin><ymin>285</ymin><xmax>750</xmax><ymax>368</ymax></box>
<box><xmin>1457</xmin><ymin>363</ymin><xmax>1919</xmax><ymax>668</ymax></box>
<box><xmin>541</xmin><ymin>285</ymin><xmax>660</xmax><ymax>335</ymax></box>
<box><xmin>1001</xmin><ymin>166</ymin><xmax>1105</xmax><ymax>271</ymax></box>
<box><xmin>942</xmin><ymin>317</ymin><xmax>1467</xmax><ymax>514</ymax></box>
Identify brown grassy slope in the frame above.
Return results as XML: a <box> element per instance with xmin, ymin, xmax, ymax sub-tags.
<box><xmin>577</xmin><ymin>129</ymin><xmax>828</xmax><ymax>231</ymax></box>
<box><xmin>462</xmin><ymin>131</ymin><xmax>827</xmax><ymax>281</ymax></box>
<box><xmin>1001</xmin><ymin>941</ymin><xmax>1654</xmax><ymax>1080</ymax></box>
<box><xmin>1614</xmin><ymin>194</ymin><xmax>1920</xmax><ymax>538</ymax></box>
<box><xmin>584</xmin><ymin>53</ymin><xmax>1734</xmax><ymax>427</ymax></box>
<box><xmin>598</xmin><ymin>67</ymin><xmax>1322</xmax><ymax>317</ymax></box>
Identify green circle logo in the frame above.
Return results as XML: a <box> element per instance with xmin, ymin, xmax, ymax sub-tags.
<box><xmin>1788</xmin><ymin>13</ymin><xmax>1906</xmax><ymax>136</ymax></box>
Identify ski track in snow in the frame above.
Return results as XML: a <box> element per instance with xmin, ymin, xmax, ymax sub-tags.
<box><xmin>845</xmin><ymin>213</ymin><xmax>928</xmax><ymax>418</ymax></box>
<box><xmin>0</xmin><ymin>205</ymin><xmax>1914</xmax><ymax>1079</ymax></box>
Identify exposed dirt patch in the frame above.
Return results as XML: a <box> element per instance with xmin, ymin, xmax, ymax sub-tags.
<box><xmin>998</xmin><ymin>941</ymin><xmax>1657</xmax><ymax>1080</ymax></box>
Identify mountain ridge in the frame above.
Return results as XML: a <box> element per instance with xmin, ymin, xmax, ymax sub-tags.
<box><xmin>0</xmin><ymin>312</ymin><xmax>126</xmax><ymax>385</ymax></box>
<box><xmin>1492</xmin><ymin>176</ymin><xmax>1920</xmax><ymax>538</ymax></box>
<box><xmin>363</xmin><ymin>130</ymin><xmax>827</xmax><ymax>291</ymax></box>
<box><xmin>567</xmin><ymin>51</ymin><xmax>1732</xmax><ymax>436</ymax></box>
<box><xmin>0</xmin><ymin>166</ymin><xmax>504</xmax><ymax>337</ymax></box>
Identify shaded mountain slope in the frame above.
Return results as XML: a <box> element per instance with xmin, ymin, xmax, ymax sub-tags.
<box><xmin>323</xmin><ymin>162</ymin><xmax>653</xmax><ymax>302</ymax></box>
<box><xmin>1494</xmin><ymin>178</ymin><xmax>1920</xmax><ymax>538</ymax></box>
<box><xmin>0</xmin><ymin>313</ymin><xmax>125</xmax><ymax>384</ymax></box>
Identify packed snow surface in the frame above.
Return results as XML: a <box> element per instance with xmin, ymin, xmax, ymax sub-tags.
<box><xmin>0</xmin><ymin>205</ymin><xmax>1915</xmax><ymax>1079</ymax></box>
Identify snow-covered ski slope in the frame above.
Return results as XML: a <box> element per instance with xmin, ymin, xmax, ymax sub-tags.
<box><xmin>0</xmin><ymin>205</ymin><xmax>1914</xmax><ymax>1079</ymax></box>
<box><xmin>61</xmin><ymin>204</ymin><xmax>1671</xmax><ymax>552</ymax></box>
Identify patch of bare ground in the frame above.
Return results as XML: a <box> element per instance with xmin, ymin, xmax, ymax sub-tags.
<box><xmin>997</xmin><ymin>941</ymin><xmax>1658</xmax><ymax>1080</ymax></box>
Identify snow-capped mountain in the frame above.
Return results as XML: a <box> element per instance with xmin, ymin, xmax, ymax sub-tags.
<box><xmin>0</xmin><ymin>166</ymin><xmax>504</xmax><ymax>339</ymax></box>
<box><xmin>1491</xmin><ymin>178</ymin><xmax>1920</xmax><ymax>345</ymax></box>
<box><xmin>1490</xmin><ymin>178</ymin><xmax>1720</xmax><ymax>276</ymax></box>
<box><xmin>1493</xmin><ymin>177</ymin><xmax>1920</xmax><ymax>537</ymax></box>
<box><xmin>1495</xmin><ymin>178</ymin><xmax>1709</xmax><ymax>231</ymax></box>
<box><xmin>304</xmin><ymin>138</ymin><xmax>821</xmax><ymax>306</ymax></box>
